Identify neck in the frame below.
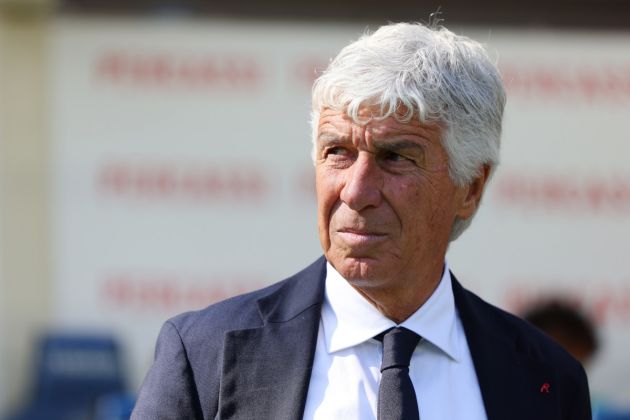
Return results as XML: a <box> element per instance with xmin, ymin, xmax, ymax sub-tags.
<box><xmin>352</xmin><ymin>264</ymin><xmax>445</xmax><ymax>324</ymax></box>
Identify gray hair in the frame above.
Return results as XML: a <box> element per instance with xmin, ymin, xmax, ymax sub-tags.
<box><xmin>311</xmin><ymin>22</ymin><xmax>506</xmax><ymax>240</ymax></box>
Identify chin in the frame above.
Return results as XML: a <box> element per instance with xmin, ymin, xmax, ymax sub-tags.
<box><xmin>334</xmin><ymin>257</ymin><xmax>390</xmax><ymax>287</ymax></box>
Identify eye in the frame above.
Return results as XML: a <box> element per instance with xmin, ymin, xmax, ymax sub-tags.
<box><xmin>382</xmin><ymin>151</ymin><xmax>411</xmax><ymax>163</ymax></box>
<box><xmin>323</xmin><ymin>146</ymin><xmax>350</xmax><ymax>158</ymax></box>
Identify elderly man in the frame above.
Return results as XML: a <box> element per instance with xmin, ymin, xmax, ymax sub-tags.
<box><xmin>132</xmin><ymin>22</ymin><xmax>591</xmax><ymax>420</ymax></box>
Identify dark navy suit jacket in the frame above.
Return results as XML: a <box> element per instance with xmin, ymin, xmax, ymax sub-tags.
<box><xmin>131</xmin><ymin>257</ymin><xmax>591</xmax><ymax>419</ymax></box>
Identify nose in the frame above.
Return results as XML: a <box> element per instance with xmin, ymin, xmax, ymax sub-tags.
<box><xmin>339</xmin><ymin>152</ymin><xmax>383</xmax><ymax>211</ymax></box>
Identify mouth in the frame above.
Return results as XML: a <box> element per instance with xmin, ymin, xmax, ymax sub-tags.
<box><xmin>336</xmin><ymin>228</ymin><xmax>388</xmax><ymax>246</ymax></box>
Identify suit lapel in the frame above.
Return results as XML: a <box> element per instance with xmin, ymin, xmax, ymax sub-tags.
<box><xmin>218</xmin><ymin>258</ymin><xmax>327</xmax><ymax>420</ymax></box>
<box><xmin>451</xmin><ymin>275</ymin><xmax>562</xmax><ymax>420</ymax></box>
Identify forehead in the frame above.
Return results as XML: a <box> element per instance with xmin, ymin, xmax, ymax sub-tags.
<box><xmin>317</xmin><ymin>108</ymin><xmax>441</xmax><ymax>142</ymax></box>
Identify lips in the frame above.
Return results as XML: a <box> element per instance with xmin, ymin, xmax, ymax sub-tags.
<box><xmin>336</xmin><ymin>228</ymin><xmax>388</xmax><ymax>246</ymax></box>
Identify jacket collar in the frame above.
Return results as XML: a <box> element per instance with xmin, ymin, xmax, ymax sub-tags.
<box><xmin>218</xmin><ymin>257</ymin><xmax>327</xmax><ymax>419</ymax></box>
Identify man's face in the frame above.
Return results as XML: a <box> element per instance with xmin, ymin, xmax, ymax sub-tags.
<box><xmin>315</xmin><ymin>108</ymin><xmax>481</xmax><ymax>292</ymax></box>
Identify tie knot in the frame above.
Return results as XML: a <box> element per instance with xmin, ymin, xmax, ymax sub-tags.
<box><xmin>378</xmin><ymin>327</ymin><xmax>421</xmax><ymax>371</ymax></box>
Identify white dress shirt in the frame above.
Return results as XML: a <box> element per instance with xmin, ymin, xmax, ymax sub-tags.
<box><xmin>302</xmin><ymin>261</ymin><xmax>487</xmax><ymax>420</ymax></box>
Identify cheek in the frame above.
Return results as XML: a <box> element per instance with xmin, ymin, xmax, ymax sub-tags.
<box><xmin>387</xmin><ymin>177</ymin><xmax>427</xmax><ymax>211</ymax></box>
<box><xmin>315</xmin><ymin>170</ymin><xmax>339</xmax><ymax>225</ymax></box>
<box><xmin>389</xmin><ymin>179</ymin><xmax>444</xmax><ymax>229</ymax></box>
<box><xmin>421</xmin><ymin>181</ymin><xmax>459</xmax><ymax>229</ymax></box>
<box><xmin>315</xmin><ymin>170</ymin><xmax>343</xmax><ymax>251</ymax></box>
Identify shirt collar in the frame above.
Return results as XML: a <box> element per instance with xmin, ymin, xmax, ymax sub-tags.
<box><xmin>321</xmin><ymin>261</ymin><xmax>461</xmax><ymax>361</ymax></box>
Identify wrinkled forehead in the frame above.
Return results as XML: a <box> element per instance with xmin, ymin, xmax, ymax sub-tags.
<box><xmin>316</xmin><ymin>107</ymin><xmax>443</xmax><ymax>142</ymax></box>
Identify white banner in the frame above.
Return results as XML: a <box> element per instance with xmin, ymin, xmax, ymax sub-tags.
<box><xmin>50</xmin><ymin>19</ymin><xmax>630</xmax><ymax>403</ymax></box>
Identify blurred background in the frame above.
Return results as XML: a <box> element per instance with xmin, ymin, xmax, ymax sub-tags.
<box><xmin>0</xmin><ymin>0</ymin><xmax>629</xmax><ymax>418</ymax></box>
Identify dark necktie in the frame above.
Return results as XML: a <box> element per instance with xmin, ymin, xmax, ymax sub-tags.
<box><xmin>376</xmin><ymin>327</ymin><xmax>421</xmax><ymax>420</ymax></box>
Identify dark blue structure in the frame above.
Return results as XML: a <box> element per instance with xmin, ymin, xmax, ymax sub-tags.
<box><xmin>5</xmin><ymin>333</ymin><xmax>128</xmax><ymax>420</ymax></box>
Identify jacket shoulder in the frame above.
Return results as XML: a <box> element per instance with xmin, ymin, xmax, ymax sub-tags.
<box><xmin>460</xmin><ymin>284</ymin><xmax>582</xmax><ymax>366</ymax></box>
<box><xmin>134</xmin><ymin>257</ymin><xmax>326</xmax><ymax>419</ymax></box>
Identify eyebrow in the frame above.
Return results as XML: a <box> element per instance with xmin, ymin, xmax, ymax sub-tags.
<box><xmin>317</xmin><ymin>133</ymin><xmax>351</xmax><ymax>147</ymax></box>
<box><xmin>373</xmin><ymin>139</ymin><xmax>425</xmax><ymax>153</ymax></box>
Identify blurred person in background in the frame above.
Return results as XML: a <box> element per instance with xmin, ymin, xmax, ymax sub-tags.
<box><xmin>522</xmin><ymin>300</ymin><xmax>630</xmax><ymax>420</ymax></box>
<box><xmin>132</xmin><ymin>22</ymin><xmax>591</xmax><ymax>419</ymax></box>
<box><xmin>522</xmin><ymin>299</ymin><xmax>599</xmax><ymax>367</ymax></box>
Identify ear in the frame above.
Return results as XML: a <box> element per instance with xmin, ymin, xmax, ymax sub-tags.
<box><xmin>454</xmin><ymin>164</ymin><xmax>491</xmax><ymax>220</ymax></box>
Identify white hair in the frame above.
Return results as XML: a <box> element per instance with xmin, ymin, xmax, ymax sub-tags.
<box><xmin>311</xmin><ymin>22</ymin><xmax>506</xmax><ymax>240</ymax></box>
